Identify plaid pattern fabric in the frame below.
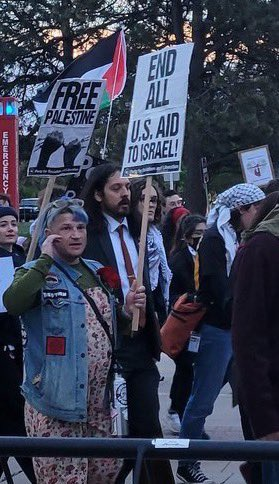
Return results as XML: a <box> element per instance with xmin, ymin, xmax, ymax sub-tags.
<box><xmin>207</xmin><ymin>183</ymin><xmax>265</xmax><ymax>275</ymax></box>
<box><xmin>214</xmin><ymin>183</ymin><xmax>265</xmax><ymax>210</ymax></box>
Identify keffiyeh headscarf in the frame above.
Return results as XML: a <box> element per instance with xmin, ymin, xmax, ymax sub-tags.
<box><xmin>147</xmin><ymin>225</ymin><xmax>172</xmax><ymax>308</ymax></box>
<box><xmin>207</xmin><ymin>183</ymin><xmax>265</xmax><ymax>274</ymax></box>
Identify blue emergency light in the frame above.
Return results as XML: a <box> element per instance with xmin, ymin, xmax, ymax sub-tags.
<box><xmin>5</xmin><ymin>100</ymin><xmax>18</xmax><ymax>115</ymax></box>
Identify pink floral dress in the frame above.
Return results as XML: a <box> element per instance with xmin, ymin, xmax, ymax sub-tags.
<box><xmin>25</xmin><ymin>286</ymin><xmax>121</xmax><ymax>483</ymax></box>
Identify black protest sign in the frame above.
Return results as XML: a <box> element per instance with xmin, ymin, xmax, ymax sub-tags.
<box><xmin>28</xmin><ymin>79</ymin><xmax>105</xmax><ymax>177</ymax></box>
<box><xmin>122</xmin><ymin>44</ymin><xmax>193</xmax><ymax>178</ymax></box>
<box><xmin>65</xmin><ymin>155</ymin><xmax>104</xmax><ymax>198</ymax></box>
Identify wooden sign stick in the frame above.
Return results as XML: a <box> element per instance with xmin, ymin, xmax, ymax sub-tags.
<box><xmin>132</xmin><ymin>175</ymin><xmax>152</xmax><ymax>332</ymax></box>
<box><xmin>26</xmin><ymin>175</ymin><xmax>56</xmax><ymax>262</ymax></box>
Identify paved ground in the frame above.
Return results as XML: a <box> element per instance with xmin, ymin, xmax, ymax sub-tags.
<box><xmin>1</xmin><ymin>354</ymin><xmax>245</xmax><ymax>483</ymax></box>
<box><xmin>158</xmin><ymin>354</ymin><xmax>244</xmax><ymax>484</ymax></box>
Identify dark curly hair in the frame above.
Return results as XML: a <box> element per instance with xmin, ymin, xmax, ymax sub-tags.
<box><xmin>82</xmin><ymin>162</ymin><xmax>121</xmax><ymax>231</ymax></box>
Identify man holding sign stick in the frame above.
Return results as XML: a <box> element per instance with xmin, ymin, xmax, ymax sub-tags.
<box><xmin>82</xmin><ymin>42</ymin><xmax>193</xmax><ymax>482</ymax></box>
<box><xmin>83</xmin><ymin>164</ymin><xmax>174</xmax><ymax>483</ymax></box>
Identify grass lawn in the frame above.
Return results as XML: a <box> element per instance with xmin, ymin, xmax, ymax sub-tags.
<box><xmin>18</xmin><ymin>221</ymin><xmax>32</xmax><ymax>237</ymax></box>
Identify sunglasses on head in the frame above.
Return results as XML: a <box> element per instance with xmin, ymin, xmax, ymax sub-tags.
<box><xmin>51</xmin><ymin>198</ymin><xmax>84</xmax><ymax>209</ymax></box>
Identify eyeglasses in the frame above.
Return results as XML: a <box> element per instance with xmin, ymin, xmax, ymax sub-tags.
<box><xmin>140</xmin><ymin>196</ymin><xmax>158</xmax><ymax>204</ymax></box>
<box><xmin>169</xmin><ymin>199</ymin><xmax>183</xmax><ymax>208</ymax></box>
<box><xmin>51</xmin><ymin>198</ymin><xmax>84</xmax><ymax>209</ymax></box>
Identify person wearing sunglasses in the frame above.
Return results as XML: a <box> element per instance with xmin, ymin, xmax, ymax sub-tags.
<box><xmin>4</xmin><ymin>198</ymin><xmax>146</xmax><ymax>484</ymax></box>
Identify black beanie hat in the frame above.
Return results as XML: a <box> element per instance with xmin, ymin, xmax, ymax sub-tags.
<box><xmin>0</xmin><ymin>206</ymin><xmax>18</xmax><ymax>220</ymax></box>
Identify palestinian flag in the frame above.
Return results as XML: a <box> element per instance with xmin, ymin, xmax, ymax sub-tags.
<box><xmin>33</xmin><ymin>29</ymin><xmax>126</xmax><ymax>117</ymax></box>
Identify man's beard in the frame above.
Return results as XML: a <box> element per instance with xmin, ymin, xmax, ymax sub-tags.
<box><xmin>103</xmin><ymin>198</ymin><xmax>131</xmax><ymax>218</ymax></box>
<box><xmin>118</xmin><ymin>199</ymin><xmax>130</xmax><ymax>216</ymax></box>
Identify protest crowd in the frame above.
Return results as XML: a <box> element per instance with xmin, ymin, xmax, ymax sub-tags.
<box><xmin>0</xmin><ymin>172</ymin><xmax>279</xmax><ymax>484</ymax></box>
<box><xmin>1</xmin><ymin>18</ymin><xmax>279</xmax><ymax>484</ymax></box>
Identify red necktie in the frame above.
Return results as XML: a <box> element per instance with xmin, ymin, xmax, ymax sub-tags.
<box><xmin>117</xmin><ymin>225</ymin><xmax>136</xmax><ymax>287</ymax></box>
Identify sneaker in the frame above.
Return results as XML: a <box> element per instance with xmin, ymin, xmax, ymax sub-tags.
<box><xmin>177</xmin><ymin>462</ymin><xmax>215</xmax><ymax>483</ymax></box>
<box><xmin>166</xmin><ymin>411</ymin><xmax>180</xmax><ymax>434</ymax></box>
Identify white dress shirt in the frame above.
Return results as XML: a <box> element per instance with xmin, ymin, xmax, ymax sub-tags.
<box><xmin>104</xmin><ymin>213</ymin><xmax>138</xmax><ymax>299</ymax></box>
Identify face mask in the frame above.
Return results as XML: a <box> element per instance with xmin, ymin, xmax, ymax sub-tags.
<box><xmin>190</xmin><ymin>237</ymin><xmax>202</xmax><ymax>251</ymax></box>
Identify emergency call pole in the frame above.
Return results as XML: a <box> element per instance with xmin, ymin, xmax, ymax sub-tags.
<box><xmin>201</xmin><ymin>156</ymin><xmax>210</xmax><ymax>214</ymax></box>
<box><xmin>0</xmin><ymin>97</ymin><xmax>19</xmax><ymax>209</ymax></box>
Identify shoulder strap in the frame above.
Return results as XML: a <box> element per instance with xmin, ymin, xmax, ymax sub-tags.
<box><xmin>53</xmin><ymin>261</ymin><xmax>113</xmax><ymax>348</ymax></box>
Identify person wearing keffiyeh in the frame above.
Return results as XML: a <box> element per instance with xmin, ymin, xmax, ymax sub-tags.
<box><xmin>177</xmin><ymin>183</ymin><xmax>266</xmax><ymax>484</ymax></box>
<box><xmin>207</xmin><ymin>183</ymin><xmax>266</xmax><ymax>275</ymax></box>
<box><xmin>232</xmin><ymin>191</ymin><xmax>279</xmax><ymax>484</ymax></box>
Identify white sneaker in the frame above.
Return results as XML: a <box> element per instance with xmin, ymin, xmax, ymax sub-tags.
<box><xmin>166</xmin><ymin>411</ymin><xmax>181</xmax><ymax>434</ymax></box>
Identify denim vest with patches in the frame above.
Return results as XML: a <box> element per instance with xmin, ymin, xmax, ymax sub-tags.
<box><xmin>20</xmin><ymin>257</ymin><xmax>116</xmax><ymax>422</ymax></box>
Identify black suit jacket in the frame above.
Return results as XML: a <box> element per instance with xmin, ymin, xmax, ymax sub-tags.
<box><xmin>83</xmin><ymin>219</ymin><xmax>161</xmax><ymax>367</ymax></box>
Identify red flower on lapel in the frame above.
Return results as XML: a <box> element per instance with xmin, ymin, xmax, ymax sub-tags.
<box><xmin>97</xmin><ymin>266</ymin><xmax>121</xmax><ymax>290</ymax></box>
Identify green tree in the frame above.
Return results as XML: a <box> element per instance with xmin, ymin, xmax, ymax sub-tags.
<box><xmin>0</xmin><ymin>0</ymin><xmax>126</xmax><ymax>96</ymax></box>
<box><xmin>176</xmin><ymin>0</ymin><xmax>279</xmax><ymax>211</ymax></box>
<box><xmin>119</xmin><ymin>0</ymin><xmax>279</xmax><ymax>210</ymax></box>
<box><xmin>95</xmin><ymin>0</ymin><xmax>279</xmax><ymax>210</ymax></box>
<box><xmin>0</xmin><ymin>0</ymin><xmax>128</xmax><ymax>195</ymax></box>
<box><xmin>2</xmin><ymin>0</ymin><xmax>279</xmax><ymax>206</ymax></box>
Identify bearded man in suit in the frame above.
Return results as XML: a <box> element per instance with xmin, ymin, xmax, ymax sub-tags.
<box><xmin>82</xmin><ymin>163</ymin><xmax>174</xmax><ymax>484</ymax></box>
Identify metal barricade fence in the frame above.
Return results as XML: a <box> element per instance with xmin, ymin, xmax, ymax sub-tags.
<box><xmin>1</xmin><ymin>437</ymin><xmax>279</xmax><ymax>484</ymax></box>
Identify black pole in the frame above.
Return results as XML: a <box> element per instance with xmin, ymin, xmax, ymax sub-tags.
<box><xmin>133</xmin><ymin>444</ymin><xmax>151</xmax><ymax>484</ymax></box>
<box><xmin>0</xmin><ymin>438</ymin><xmax>279</xmax><ymax>462</ymax></box>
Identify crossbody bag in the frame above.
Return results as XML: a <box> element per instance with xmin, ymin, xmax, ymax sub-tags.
<box><xmin>53</xmin><ymin>260</ymin><xmax>129</xmax><ymax>436</ymax></box>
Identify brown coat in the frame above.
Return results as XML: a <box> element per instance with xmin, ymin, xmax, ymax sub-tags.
<box><xmin>232</xmin><ymin>232</ymin><xmax>279</xmax><ymax>438</ymax></box>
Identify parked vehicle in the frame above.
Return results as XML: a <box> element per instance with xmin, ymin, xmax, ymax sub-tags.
<box><xmin>19</xmin><ymin>198</ymin><xmax>39</xmax><ymax>221</ymax></box>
